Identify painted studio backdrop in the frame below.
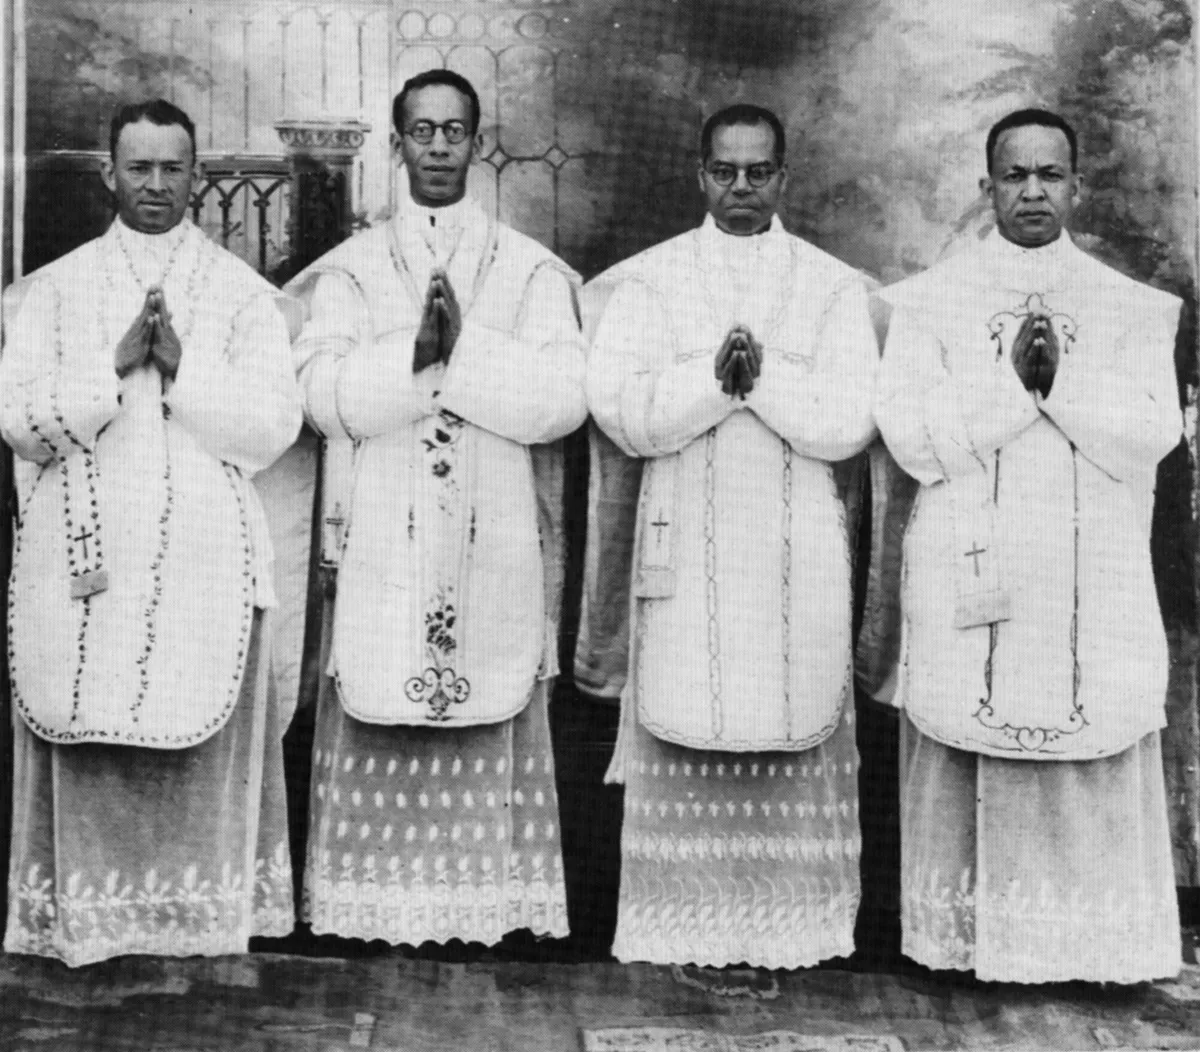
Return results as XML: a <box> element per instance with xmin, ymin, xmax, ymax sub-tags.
<box><xmin>2</xmin><ymin>0</ymin><xmax>1199</xmax><ymax>936</ymax></box>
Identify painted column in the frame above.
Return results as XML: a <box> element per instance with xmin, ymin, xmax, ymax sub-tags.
<box><xmin>274</xmin><ymin>118</ymin><xmax>371</xmax><ymax>279</ymax></box>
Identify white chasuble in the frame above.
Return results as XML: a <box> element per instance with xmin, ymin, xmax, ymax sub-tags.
<box><xmin>289</xmin><ymin>195</ymin><xmax>587</xmax><ymax>728</ymax></box>
<box><xmin>0</xmin><ymin>219</ymin><xmax>302</xmax><ymax>748</ymax></box>
<box><xmin>876</xmin><ymin>231</ymin><xmax>1182</xmax><ymax>760</ymax></box>
<box><xmin>588</xmin><ymin>216</ymin><xmax>878</xmax><ymax>755</ymax></box>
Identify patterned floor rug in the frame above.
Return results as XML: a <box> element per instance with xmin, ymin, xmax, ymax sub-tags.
<box><xmin>580</xmin><ymin>1030</ymin><xmax>906</xmax><ymax>1052</ymax></box>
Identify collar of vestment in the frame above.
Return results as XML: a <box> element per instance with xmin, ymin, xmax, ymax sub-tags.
<box><xmin>697</xmin><ymin>211</ymin><xmax>785</xmax><ymax>253</ymax></box>
<box><xmin>691</xmin><ymin>213</ymin><xmax>796</xmax><ymax>334</ymax></box>
<box><xmin>110</xmin><ymin>216</ymin><xmax>193</xmax><ymax>288</ymax></box>
<box><xmin>391</xmin><ymin>191</ymin><xmax>484</xmax><ymax>263</ymax></box>
<box><xmin>979</xmin><ymin>227</ymin><xmax>1076</xmax><ymax>296</ymax></box>
<box><xmin>388</xmin><ymin>191</ymin><xmax>496</xmax><ymax>313</ymax></box>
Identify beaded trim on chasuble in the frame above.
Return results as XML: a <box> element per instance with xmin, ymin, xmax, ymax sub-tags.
<box><xmin>8</xmin><ymin>229</ymin><xmax>258</xmax><ymax>748</ymax></box>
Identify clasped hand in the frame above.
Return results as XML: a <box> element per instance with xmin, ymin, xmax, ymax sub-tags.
<box><xmin>714</xmin><ymin>325</ymin><xmax>762</xmax><ymax>400</ymax></box>
<box><xmin>1011</xmin><ymin>312</ymin><xmax>1058</xmax><ymax>399</ymax></box>
<box><xmin>113</xmin><ymin>287</ymin><xmax>182</xmax><ymax>381</ymax></box>
<box><xmin>414</xmin><ymin>269</ymin><xmax>463</xmax><ymax>373</ymax></box>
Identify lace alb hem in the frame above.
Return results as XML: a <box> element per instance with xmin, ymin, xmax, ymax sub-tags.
<box><xmin>903</xmin><ymin>927</ymin><xmax>1182</xmax><ymax>985</ymax></box>
<box><xmin>302</xmin><ymin>876</ymin><xmax>569</xmax><ymax>946</ymax></box>
<box><xmin>5</xmin><ymin>926</ymin><xmax>263</xmax><ymax>968</ymax></box>
<box><xmin>4</xmin><ymin>901</ymin><xmax>295</xmax><ymax>968</ymax></box>
<box><xmin>903</xmin><ymin>869</ymin><xmax>1181</xmax><ymax>983</ymax></box>
<box><xmin>613</xmin><ymin>893</ymin><xmax>859</xmax><ymax>969</ymax></box>
<box><xmin>5</xmin><ymin>842</ymin><xmax>295</xmax><ymax>967</ymax></box>
<box><xmin>612</xmin><ymin>931</ymin><xmax>856</xmax><ymax>970</ymax></box>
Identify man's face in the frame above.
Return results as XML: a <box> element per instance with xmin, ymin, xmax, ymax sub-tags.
<box><xmin>398</xmin><ymin>84</ymin><xmax>480</xmax><ymax>208</ymax></box>
<box><xmin>698</xmin><ymin>121</ymin><xmax>786</xmax><ymax>236</ymax></box>
<box><xmin>101</xmin><ymin>119</ymin><xmax>197</xmax><ymax>235</ymax></box>
<box><xmin>982</xmin><ymin>124</ymin><xmax>1079</xmax><ymax>248</ymax></box>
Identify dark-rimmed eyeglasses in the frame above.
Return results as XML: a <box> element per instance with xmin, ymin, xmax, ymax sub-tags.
<box><xmin>404</xmin><ymin>120</ymin><xmax>471</xmax><ymax>145</ymax></box>
<box><xmin>704</xmin><ymin>163</ymin><xmax>781</xmax><ymax>188</ymax></box>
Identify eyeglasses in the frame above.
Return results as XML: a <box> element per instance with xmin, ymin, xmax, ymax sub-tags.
<box><xmin>404</xmin><ymin>120</ymin><xmax>471</xmax><ymax>145</ymax></box>
<box><xmin>704</xmin><ymin>163</ymin><xmax>781</xmax><ymax>188</ymax></box>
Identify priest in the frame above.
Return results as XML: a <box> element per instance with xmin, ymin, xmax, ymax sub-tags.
<box><xmin>874</xmin><ymin>108</ymin><xmax>1183</xmax><ymax>982</ymax></box>
<box><xmin>1</xmin><ymin>99</ymin><xmax>302</xmax><ymax>965</ymax></box>
<box><xmin>288</xmin><ymin>69</ymin><xmax>586</xmax><ymax>947</ymax></box>
<box><xmin>588</xmin><ymin>104</ymin><xmax>878</xmax><ymax>967</ymax></box>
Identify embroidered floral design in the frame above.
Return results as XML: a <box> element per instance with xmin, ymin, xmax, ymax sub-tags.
<box><xmin>406</xmin><ymin>587</ymin><xmax>471</xmax><ymax>720</ymax></box>
<box><xmin>302</xmin><ymin>845</ymin><xmax>567</xmax><ymax>946</ymax></box>
<box><xmin>423</xmin><ymin>408</ymin><xmax>467</xmax><ymax>508</ymax></box>
<box><xmin>425</xmin><ymin>598</ymin><xmax>458</xmax><ymax>656</ymax></box>
<box><xmin>903</xmin><ymin>865</ymin><xmax>1180</xmax><ymax>983</ymax></box>
<box><xmin>4</xmin><ymin>840</ymin><xmax>294</xmax><ymax>967</ymax></box>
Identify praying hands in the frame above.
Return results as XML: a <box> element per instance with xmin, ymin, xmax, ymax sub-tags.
<box><xmin>413</xmin><ymin>268</ymin><xmax>463</xmax><ymax>373</ymax></box>
<box><xmin>714</xmin><ymin>324</ymin><xmax>762</xmax><ymax>400</ymax></box>
<box><xmin>113</xmin><ymin>287</ymin><xmax>183</xmax><ymax>381</ymax></box>
<box><xmin>1011</xmin><ymin>311</ymin><xmax>1059</xmax><ymax>399</ymax></box>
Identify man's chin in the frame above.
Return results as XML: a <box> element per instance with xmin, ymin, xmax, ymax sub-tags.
<box><xmin>412</xmin><ymin>181</ymin><xmax>467</xmax><ymax>206</ymax></box>
<box><xmin>1002</xmin><ymin>221</ymin><xmax>1063</xmax><ymax>248</ymax></box>
<box><xmin>998</xmin><ymin>212</ymin><xmax>1065</xmax><ymax>247</ymax></box>
<box><xmin>126</xmin><ymin>211</ymin><xmax>181</xmax><ymax>235</ymax></box>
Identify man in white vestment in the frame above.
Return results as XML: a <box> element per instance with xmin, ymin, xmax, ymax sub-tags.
<box><xmin>588</xmin><ymin>104</ymin><xmax>878</xmax><ymax>967</ymax></box>
<box><xmin>874</xmin><ymin>108</ymin><xmax>1183</xmax><ymax>982</ymax></box>
<box><xmin>289</xmin><ymin>69</ymin><xmax>586</xmax><ymax>947</ymax></box>
<box><xmin>1</xmin><ymin>99</ymin><xmax>302</xmax><ymax>965</ymax></box>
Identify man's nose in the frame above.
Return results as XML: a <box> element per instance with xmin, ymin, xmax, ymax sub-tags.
<box><xmin>1021</xmin><ymin>175</ymin><xmax>1046</xmax><ymax>199</ymax></box>
<box><xmin>146</xmin><ymin>167</ymin><xmax>166</xmax><ymax>192</ymax></box>
<box><xmin>428</xmin><ymin>129</ymin><xmax>452</xmax><ymax>153</ymax></box>
<box><xmin>731</xmin><ymin>169</ymin><xmax>753</xmax><ymax>193</ymax></box>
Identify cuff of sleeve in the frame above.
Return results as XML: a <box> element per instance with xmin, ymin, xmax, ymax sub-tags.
<box><xmin>438</xmin><ymin>320</ymin><xmax>525</xmax><ymax>418</ymax></box>
<box><xmin>962</xmin><ymin>358</ymin><xmax>1040</xmax><ymax>451</ymax></box>
<box><xmin>337</xmin><ymin>332</ymin><xmax>435</xmax><ymax>437</ymax></box>
<box><xmin>303</xmin><ymin>352</ymin><xmax>352</xmax><ymax>439</ymax></box>
<box><xmin>621</xmin><ymin>352</ymin><xmax>733</xmax><ymax>457</ymax></box>
<box><xmin>51</xmin><ymin>365</ymin><xmax>122</xmax><ymax>449</ymax></box>
<box><xmin>1037</xmin><ymin>345</ymin><xmax>1093</xmax><ymax>417</ymax></box>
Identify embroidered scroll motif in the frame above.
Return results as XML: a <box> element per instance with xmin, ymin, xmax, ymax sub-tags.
<box><xmin>986</xmin><ymin>292</ymin><xmax>1078</xmax><ymax>362</ymax></box>
<box><xmin>404</xmin><ymin>666</ymin><xmax>471</xmax><ymax>720</ymax></box>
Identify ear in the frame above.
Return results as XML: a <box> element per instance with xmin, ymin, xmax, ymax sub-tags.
<box><xmin>777</xmin><ymin>165</ymin><xmax>789</xmax><ymax>196</ymax></box>
<box><xmin>978</xmin><ymin>175</ymin><xmax>993</xmax><ymax>197</ymax></box>
<box><xmin>100</xmin><ymin>157</ymin><xmax>118</xmax><ymax>196</ymax></box>
<box><xmin>190</xmin><ymin>158</ymin><xmax>204</xmax><ymax>198</ymax></box>
<box><xmin>697</xmin><ymin>164</ymin><xmax>707</xmax><ymax>196</ymax></box>
<box><xmin>470</xmin><ymin>132</ymin><xmax>483</xmax><ymax>163</ymax></box>
<box><xmin>1070</xmin><ymin>170</ymin><xmax>1083</xmax><ymax>202</ymax></box>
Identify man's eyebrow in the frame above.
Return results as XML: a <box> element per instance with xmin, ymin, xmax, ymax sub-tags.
<box><xmin>1003</xmin><ymin>163</ymin><xmax>1066</xmax><ymax>173</ymax></box>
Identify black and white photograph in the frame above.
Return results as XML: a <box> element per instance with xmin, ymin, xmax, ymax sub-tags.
<box><xmin>0</xmin><ymin>1</ymin><xmax>1198</xmax><ymax>1049</ymax></box>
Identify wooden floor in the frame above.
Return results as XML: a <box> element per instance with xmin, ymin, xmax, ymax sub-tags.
<box><xmin>5</xmin><ymin>951</ymin><xmax>1200</xmax><ymax>1052</ymax></box>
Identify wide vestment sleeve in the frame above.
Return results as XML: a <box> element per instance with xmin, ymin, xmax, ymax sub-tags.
<box><xmin>587</xmin><ymin>276</ymin><xmax>734</xmax><ymax>458</ymax></box>
<box><xmin>1038</xmin><ymin>298</ymin><xmax>1182</xmax><ymax>482</ymax></box>
<box><xmin>874</xmin><ymin>303</ymin><xmax>1041</xmax><ymax>485</ymax></box>
<box><xmin>292</xmin><ymin>271</ymin><xmax>436</xmax><ymax>440</ymax></box>
<box><xmin>0</xmin><ymin>276</ymin><xmax>121</xmax><ymax>464</ymax></box>
<box><xmin>745</xmin><ymin>276</ymin><xmax>879</xmax><ymax>461</ymax></box>
<box><xmin>165</xmin><ymin>291</ymin><xmax>303</xmax><ymax>474</ymax></box>
<box><xmin>438</xmin><ymin>262</ymin><xmax>587</xmax><ymax>445</ymax></box>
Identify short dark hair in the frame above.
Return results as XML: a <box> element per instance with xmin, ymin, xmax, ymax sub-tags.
<box><xmin>986</xmin><ymin>108</ymin><xmax>1078</xmax><ymax>173</ymax></box>
<box><xmin>109</xmin><ymin>99</ymin><xmax>197</xmax><ymax>162</ymax></box>
<box><xmin>393</xmin><ymin>69</ymin><xmax>482</xmax><ymax>137</ymax></box>
<box><xmin>700</xmin><ymin>104</ymin><xmax>786</xmax><ymax>166</ymax></box>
